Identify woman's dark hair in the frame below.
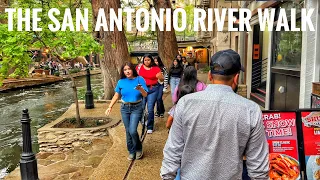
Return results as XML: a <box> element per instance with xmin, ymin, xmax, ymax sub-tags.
<box><xmin>181</xmin><ymin>56</ymin><xmax>186</xmax><ymax>60</ymax></box>
<box><xmin>154</xmin><ymin>56</ymin><xmax>164</xmax><ymax>69</ymax></box>
<box><xmin>120</xmin><ymin>62</ymin><xmax>138</xmax><ymax>79</ymax></box>
<box><xmin>176</xmin><ymin>54</ymin><xmax>182</xmax><ymax>59</ymax></box>
<box><xmin>142</xmin><ymin>54</ymin><xmax>156</xmax><ymax>67</ymax></box>
<box><xmin>178</xmin><ymin>66</ymin><xmax>198</xmax><ymax>91</ymax></box>
<box><xmin>176</xmin><ymin>85</ymin><xmax>194</xmax><ymax>104</ymax></box>
<box><xmin>170</xmin><ymin>58</ymin><xmax>180</xmax><ymax>67</ymax></box>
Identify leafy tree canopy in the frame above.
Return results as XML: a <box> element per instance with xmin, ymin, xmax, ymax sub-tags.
<box><xmin>0</xmin><ymin>0</ymin><xmax>103</xmax><ymax>84</ymax></box>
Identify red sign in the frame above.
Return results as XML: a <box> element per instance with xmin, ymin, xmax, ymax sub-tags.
<box><xmin>300</xmin><ymin>111</ymin><xmax>320</xmax><ymax>180</ymax></box>
<box><xmin>253</xmin><ymin>44</ymin><xmax>260</xmax><ymax>60</ymax></box>
<box><xmin>262</xmin><ymin>112</ymin><xmax>300</xmax><ymax>180</ymax></box>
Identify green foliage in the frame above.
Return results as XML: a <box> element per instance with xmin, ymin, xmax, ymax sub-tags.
<box><xmin>274</xmin><ymin>21</ymin><xmax>302</xmax><ymax>68</ymax></box>
<box><xmin>43</xmin><ymin>65</ymin><xmax>50</xmax><ymax>70</ymax></box>
<box><xmin>54</xmin><ymin>71</ymin><xmax>60</xmax><ymax>76</ymax></box>
<box><xmin>175</xmin><ymin>5</ymin><xmax>195</xmax><ymax>37</ymax></box>
<box><xmin>200</xmin><ymin>65</ymin><xmax>210</xmax><ymax>73</ymax></box>
<box><xmin>69</xmin><ymin>68</ymin><xmax>81</xmax><ymax>74</ymax></box>
<box><xmin>68</xmin><ymin>117</ymin><xmax>77</xmax><ymax>124</ymax></box>
<box><xmin>77</xmin><ymin>86</ymin><xmax>104</xmax><ymax>100</ymax></box>
<box><xmin>0</xmin><ymin>0</ymin><xmax>103</xmax><ymax>84</ymax></box>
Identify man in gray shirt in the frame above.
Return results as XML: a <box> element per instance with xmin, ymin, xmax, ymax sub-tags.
<box><xmin>160</xmin><ymin>49</ymin><xmax>269</xmax><ymax>180</ymax></box>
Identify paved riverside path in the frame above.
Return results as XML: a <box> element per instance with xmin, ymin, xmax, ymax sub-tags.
<box><xmin>89</xmin><ymin>93</ymin><xmax>173</xmax><ymax>180</ymax></box>
<box><xmin>89</xmin><ymin>73</ymin><xmax>209</xmax><ymax>180</ymax></box>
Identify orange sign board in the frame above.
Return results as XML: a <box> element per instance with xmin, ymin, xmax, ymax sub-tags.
<box><xmin>253</xmin><ymin>44</ymin><xmax>260</xmax><ymax>60</ymax></box>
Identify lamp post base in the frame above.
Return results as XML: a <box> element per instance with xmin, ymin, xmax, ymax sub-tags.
<box><xmin>85</xmin><ymin>91</ymin><xmax>94</xmax><ymax>109</ymax></box>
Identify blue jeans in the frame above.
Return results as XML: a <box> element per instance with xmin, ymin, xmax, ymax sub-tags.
<box><xmin>175</xmin><ymin>168</ymin><xmax>180</xmax><ymax>180</ymax></box>
<box><xmin>242</xmin><ymin>160</ymin><xmax>251</xmax><ymax>180</ymax></box>
<box><xmin>156</xmin><ymin>84</ymin><xmax>165</xmax><ymax>115</ymax></box>
<box><xmin>170</xmin><ymin>77</ymin><xmax>180</xmax><ymax>99</ymax></box>
<box><xmin>143</xmin><ymin>84</ymin><xmax>159</xmax><ymax>130</ymax></box>
<box><xmin>120</xmin><ymin>102</ymin><xmax>143</xmax><ymax>154</ymax></box>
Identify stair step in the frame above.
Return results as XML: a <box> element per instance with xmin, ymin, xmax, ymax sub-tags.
<box><xmin>250</xmin><ymin>92</ymin><xmax>265</xmax><ymax>107</ymax></box>
<box><xmin>257</xmin><ymin>88</ymin><xmax>266</xmax><ymax>95</ymax></box>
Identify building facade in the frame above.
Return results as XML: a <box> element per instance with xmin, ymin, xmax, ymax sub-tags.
<box><xmin>244</xmin><ymin>0</ymin><xmax>320</xmax><ymax>110</ymax></box>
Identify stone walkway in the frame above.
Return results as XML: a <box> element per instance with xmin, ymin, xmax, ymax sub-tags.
<box><xmin>5</xmin><ymin>133</ymin><xmax>112</xmax><ymax>180</ymax></box>
<box><xmin>4</xmin><ymin>72</ymin><xmax>210</xmax><ymax>180</ymax></box>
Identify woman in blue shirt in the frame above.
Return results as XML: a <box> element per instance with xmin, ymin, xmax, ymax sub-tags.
<box><xmin>105</xmin><ymin>62</ymin><xmax>148</xmax><ymax>160</ymax></box>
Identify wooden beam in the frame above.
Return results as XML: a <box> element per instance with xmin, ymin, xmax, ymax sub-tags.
<box><xmin>251</xmin><ymin>1</ymin><xmax>281</xmax><ymax>16</ymax></box>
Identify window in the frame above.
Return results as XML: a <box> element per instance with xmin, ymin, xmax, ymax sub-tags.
<box><xmin>272</xmin><ymin>2</ymin><xmax>302</xmax><ymax>69</ymax></box>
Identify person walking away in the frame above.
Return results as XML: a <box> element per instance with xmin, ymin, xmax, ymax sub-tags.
<box><xmin>168</xmin><ymin>59</ymin><xmax>183</xmax><ymax>103</ymax></box>
<box><xmin>166</xmin><ymin>85</ymin><xmax>194</xmax><ymax>129</ymax></box>
<box><xmin>186</xmin><ymin>51</ymin><xmax>199</xmax><ymax>70</ymax></box>
<box><xmin>105</xmin><ymin>62</ymin><xmax>148</xmax><ymax>160</ymax></box>
<box><xmin>154</xmin><ymin>56</ymin><xmax>168</xmax><ymax>118</ymax></box>
<box><xmin>181</xmin><ymin>56</ymin><xmax>191</xmax><ymax>70</ymax></box>
<box><xmin>160</xmin><ymin>49</ymin><xmax>269</xmax><ymax>180</ymax></box>
<box><xmin>165</xmin><ymin>85</ymin><xmax>195</xmax><ymax>180</ymax></box>
<box><xmin>171</xmin><ymin>66</ymin><xmax>206</xmax><ymax>104</ymax></box>
<box><xmin>136</xmin><ymin>54</ymin><xmax>164</xmax><ymax>134</ymax></box>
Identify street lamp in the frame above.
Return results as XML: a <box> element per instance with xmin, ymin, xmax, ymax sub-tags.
<box><xmin>85</xmin><ymin>67</ymin><xmax>94</xmax><ymax>109</ymax></box>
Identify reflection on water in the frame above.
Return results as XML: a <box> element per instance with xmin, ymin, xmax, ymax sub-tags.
<box><xmin>0</xmin><ymin>74</ymin><xmax>103</xmax><ymax>178</ymax></box>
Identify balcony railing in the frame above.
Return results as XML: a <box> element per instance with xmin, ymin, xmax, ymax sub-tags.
<box><xmin>128</xmin><ymin>41</ymin><xmax>158</xmax><ymax>51</ymax></box>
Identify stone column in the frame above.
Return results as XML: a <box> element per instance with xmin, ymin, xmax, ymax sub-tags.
<box><xmin>300</xmin><ymin>0</ymin><xmax>320</xmax><ymax>108</ymax></box>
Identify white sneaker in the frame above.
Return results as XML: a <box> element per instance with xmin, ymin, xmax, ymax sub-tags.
<box><xmin>147</xmin><ymin>130</ymin><xmax>153</xmax><ymax>134</ymax></box>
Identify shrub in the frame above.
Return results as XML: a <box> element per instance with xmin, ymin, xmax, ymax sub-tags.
<box><xmin>54</xmin><ymin>71</ymin><xmax>60</xmax><ymax>76</ymax></box>
<box><xmin>69</xmin><ymin>68</ymin><xmax>81</xmax><ymax>74</ymax></box>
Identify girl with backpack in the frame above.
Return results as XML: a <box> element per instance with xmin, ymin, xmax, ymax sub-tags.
<box><xmin>172</xmin><ymin>66</ymin><xmax>206</xmax><ymax>104</ymax></box>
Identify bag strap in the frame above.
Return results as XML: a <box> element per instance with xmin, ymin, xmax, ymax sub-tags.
<box><xmin>137</xmin><ymin>63</ymin><xmax>142</xmax><ymax>74</ymax></box>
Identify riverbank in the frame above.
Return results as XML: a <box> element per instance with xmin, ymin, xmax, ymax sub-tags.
<box><xmin>0</xmin><ymin>74</ymin><xmax>104</xmax><ymax>178</ymax></box>
<box><xmin>5</xmin><ymin>102</ymin><xmax>121</xmax><ymax>180</ymax></box>
<box><xmin>0</xmin><ymin>69</ymin><xmax>101</xmax><ymax>92</ymax></box>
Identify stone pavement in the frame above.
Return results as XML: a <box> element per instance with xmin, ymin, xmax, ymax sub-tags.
<box><xmin>5</xmin><ymin>137</ymin><xmax>112</xmax><ymax>180</ymax></box>
<box><xmin>5</xmin><ymin>102</ymin><xmax>121</xmax><ymax>180</ymax></box>
<box><xmin>89</xmin><ymin>91</ymin><xmax>173</xmax><ymax>180</ymax></box>
<box><xmin>4</xmin><ymin>72</ymin><xmax>209</xmax><ymax>180</ymax></box>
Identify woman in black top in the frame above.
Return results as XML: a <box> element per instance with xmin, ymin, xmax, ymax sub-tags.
<box><xmin>154</xmin><ymin>56</ymin><xmax>168</xmax><ymax>118</ymax></box>
<box><xmin>168</xmin><ymin>59</ymin><xmax>183</xmax><ymax>103</ymax></box>
<box><xmin>176</xmin><ymin>54</ymin><xmax>182</xmax><ymax>64</ymax></box>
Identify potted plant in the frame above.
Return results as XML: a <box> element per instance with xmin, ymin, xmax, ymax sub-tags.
<box><xmin>34</xmin><ymin>65</ymin><xmax>44</xmax><ymax>74</ymax></box>
<box><xmin>54</xmin><ymin>71</ymin><xmax>60</xmax><ymax>76</ymax></box>
<box><xmin>43</xmin><ymin>65</ymin><xmax>50</xmax><ymax>75</ymax></box>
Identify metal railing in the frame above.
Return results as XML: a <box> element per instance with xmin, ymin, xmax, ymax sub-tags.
<box><xmin>252</xmin><ymin>57</ymin><xmax>268</xmax><ymax>89</ymax></box>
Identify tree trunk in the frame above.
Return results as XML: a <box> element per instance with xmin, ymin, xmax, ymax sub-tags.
<box><xmin>0</xmin><ymin>0</ymin><xmax>9</xmax><ymax>23</ymax></box>
<box><xmin>154</xmin><ymin>0</ymin><xmax>179</xmax><ymax>67</ymax></box>
<box><xmin>59</xmin><ymin>61</ymin><xmax>81</xmax><ymax>124</ymax></box>
<box><xmin>91</xmin><ymin>0</ymin><xmax>130</xmax><ymax>99</ymax></box>
<box><xmin>71</xmin><ymin>77</ymin><xmax>81</xmax><ymax>123</ymax></box>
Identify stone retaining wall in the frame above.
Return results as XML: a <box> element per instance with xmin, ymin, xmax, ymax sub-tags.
<box><xmin>38</xmin><ymin>126</ymin><xmax>109</xmax><ymax>152</ymax></box>
<box><xmin>37</xmin><ymin>101</ymin><xmax>121</xmax><ymax>152</ymax></box>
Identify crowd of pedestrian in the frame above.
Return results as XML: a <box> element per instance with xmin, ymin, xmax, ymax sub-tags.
<box><xmin>106</xmin><ymin>49</ymin><xmax>270</xmax><ymax>180</ymax></box>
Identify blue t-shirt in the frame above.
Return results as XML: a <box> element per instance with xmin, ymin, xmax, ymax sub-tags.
<box><xmin>115</xmin><ymin>76</ymin><xmax>148</xmax><ymax>103</ymax></box>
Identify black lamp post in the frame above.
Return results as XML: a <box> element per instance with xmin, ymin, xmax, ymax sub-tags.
<box><xmin>85</xmin><ymin>67</ymin><xmax>94</xmax><ymax>109</ymax></box>
<box><xmin>20</xmin><ymin>109</ymin><xmax>39</xmax><ymax>180</ymax></box>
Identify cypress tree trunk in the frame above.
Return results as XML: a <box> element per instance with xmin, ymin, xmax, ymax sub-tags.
<box><xmin>154</xmin><ymin>0</ymin><xmax>179</xmax><ymax>67</ymax></box>
<box><xmin>91</xmin><ymin>0</ymin><xmax>130</xmax><ymax>99</ymax></box>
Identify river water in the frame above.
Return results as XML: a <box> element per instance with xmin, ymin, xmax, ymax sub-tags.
<box><xmin>0</xmin><ymin>74</ymin><xmax>104</xmax><ymax>178</ymax></box>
